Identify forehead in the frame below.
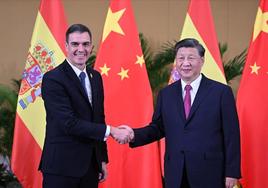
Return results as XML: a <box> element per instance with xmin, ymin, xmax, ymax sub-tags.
<box><xmin>68</xmin><ymin>32</ymin><xmax>91</xmax><ymax>42</ymax></box>
<box><xmin>176</xmin><ymin>47</ymin><xmax>199</xmax><ymax>56</ymax></box>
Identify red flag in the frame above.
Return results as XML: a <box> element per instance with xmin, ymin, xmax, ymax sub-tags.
<box><xmin>11</xmin><ymin>0</ymin><xmax>67</xmax><ymax>187</ymax></box>
<box><xmin>237</xmin><ymin>0</ymin><xmax>268</xmax><ymax>187</ymax></box>
<box><xmin>95</xmin><ymin>0</ymin><xmax>162</xmax><ymax>188</ymax></box>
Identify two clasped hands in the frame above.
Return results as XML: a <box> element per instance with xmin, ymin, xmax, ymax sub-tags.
<box><xmin>110</xmin><ymin>125</ymin><xmax>134</xmax><ymax>144</ymax></box>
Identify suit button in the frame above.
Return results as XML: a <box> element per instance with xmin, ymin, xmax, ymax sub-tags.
<box><xmin>180</xmin><ymin>150</ymin><xmax>184</xmax><ymax>154</ymax></box>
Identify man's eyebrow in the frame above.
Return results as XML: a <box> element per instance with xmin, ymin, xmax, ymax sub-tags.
<box><xmin>70</xmin><ymin>41</ymin><xmax>92</xmax><ymax>45</ymax></box>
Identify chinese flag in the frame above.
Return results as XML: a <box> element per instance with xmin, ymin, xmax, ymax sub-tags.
<box><xmin>11</xmin><ymin>0</ymin><xmax>67</xmax><ymax>187</ymax></box>
<box><xmin>95</xmin><ymin>0</ymin><xmax>162</xmax><ymax>188</ymax></box>
<box><xmin>161</xmin><ymin>0</ymin><xmax>226</xmax><ymax>175</ymax></box>
<box><xmin>237</xmin><ymin>0</ymin><xmax>268</xmax><ymax>187</ymax></box>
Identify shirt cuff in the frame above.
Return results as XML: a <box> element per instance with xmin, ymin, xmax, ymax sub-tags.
<box><xmin>104</xmin><ymin>125</ymin><xmax>110</xmax><ymax>141</ymax></box>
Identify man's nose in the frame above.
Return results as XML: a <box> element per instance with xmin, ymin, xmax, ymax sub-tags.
<box><xmin>182</xmin><ymin>60</ymin><xmax>191</xmax><ymax>65</ymax></box>
<box><xmin>77</xmin><ymin>44</ymin><xmax>84</xmax><ymax>51</ymax></box>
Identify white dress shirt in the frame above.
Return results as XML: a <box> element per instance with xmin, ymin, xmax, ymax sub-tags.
<box><xmin>67</xmin><ymin>61</ymin><xmax>92</xmax><ymax>104</ymax></box>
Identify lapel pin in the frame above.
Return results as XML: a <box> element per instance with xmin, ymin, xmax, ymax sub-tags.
<box><xmin>90</xmin><ymin>73</ymin><xmax>93</xmax><ymax>78</ymax></box>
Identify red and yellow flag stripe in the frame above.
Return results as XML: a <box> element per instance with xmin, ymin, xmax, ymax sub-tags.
<box><xmin>181</xmin><ymin>0</ymin><xmax>225</xmax><ymax>83</ymax></box>
<box><xmin>11</xmin><ymin>1</ymin><xmax>67</xmax><ymax>187</ymax></box>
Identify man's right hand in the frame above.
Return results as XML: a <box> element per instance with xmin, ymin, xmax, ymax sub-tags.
<box><xmin>110</xmin><ymin>125</ymin><xmax>134</xmax><ymax>144</ymax></box>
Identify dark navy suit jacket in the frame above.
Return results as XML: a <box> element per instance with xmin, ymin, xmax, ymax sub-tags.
<box><xmin>39</xmin><ymin>60</ymin><xmax>108</xmax><ymax>178</ymax></box>
<box><xmin>130</xmin><ymin>75</ymin><xmax>241</xmax><ymax>188</ymax></box>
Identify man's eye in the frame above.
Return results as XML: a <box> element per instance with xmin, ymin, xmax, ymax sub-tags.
<box><xmin>83</xmin><ymin>42</ymin><xmax>90</xmax><ymax>47</ymax></box>
<box><xmin>71</xmin><ymin>43</ymin><xmax>79</xmax><ymax>47</ymax></box>
<box><xmin>178</xmin><ymin>57</ymin><xmax>185</xmax><ymax>61</ymax></box>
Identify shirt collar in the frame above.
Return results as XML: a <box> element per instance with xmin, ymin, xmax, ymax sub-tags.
<box><xmin>66</xmin><ymin>59</ymin><xmax>87</xmax><ymax>78</ymax></box>
<box><xmin>181</xmin><ymin>74</ymin><xmax>202</xmax><ymax>92</ymax></box>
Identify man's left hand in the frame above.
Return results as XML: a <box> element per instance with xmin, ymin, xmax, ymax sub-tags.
<box><xmin>225</xmin><ymin>177</ymin><xmax>238</xmax><ymax>188</ymax></box>
<box><xmin>99</xmin><ymin>162</ymin><xmax>108</xmax><ymax>182</ymax></box>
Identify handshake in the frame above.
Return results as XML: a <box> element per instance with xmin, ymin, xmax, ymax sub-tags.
<box><xmin>110</xmin><ymin>125</ymin><xmax>134</xmax><ymax>144</ymax></box>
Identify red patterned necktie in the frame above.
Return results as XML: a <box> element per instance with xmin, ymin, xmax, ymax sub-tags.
<box><xmin>184</xmin><ymin>84</ymin><xmax>192</xmax><ymax>118</ymax></box>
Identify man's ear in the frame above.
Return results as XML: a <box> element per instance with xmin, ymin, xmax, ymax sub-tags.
<box><xmin>65</xmin><ymin>42</ymin><xmax>68</xmax><ymax>51</ymax></box>
<box><xmin>90</xmin><ymin>45</ymin><xmax>94</xmax><ymax>55</ymax></box>
<box><xmin>201</xmin><ymin>57</ymin><xmax>205</xmax><ymax>64</ymax></box>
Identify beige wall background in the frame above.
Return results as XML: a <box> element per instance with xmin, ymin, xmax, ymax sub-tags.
<box><xmin>0</xmin><ymin>0</ymin><xmax>258</xmax><ymax>86</ymax></box>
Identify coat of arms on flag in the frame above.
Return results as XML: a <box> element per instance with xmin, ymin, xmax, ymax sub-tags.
<box><xmin>19</xmin><ymin>43</ymin><xmax>56</xmax><ymax>109</ymax></box>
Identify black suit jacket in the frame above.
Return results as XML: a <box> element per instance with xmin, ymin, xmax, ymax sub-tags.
<box><xmin>130</xmin><ymin>75</ymin><xmax>241</xmax><ymax>188</ymax></box>
<box><xmin>39</xmin><ymin>60</ymin><xmax>108</xmax><ymax>178</ymax></box>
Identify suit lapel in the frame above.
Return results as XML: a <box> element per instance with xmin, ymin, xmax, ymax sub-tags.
<box><xmin>63</xmin><ymin>61</ymin><xmax>92</xmax><ymax>107</ymax></box>
<box><xmin>167</xmin><ymin>80</ymin><xmax>186</xmax><ymax>122</ymax></box>
<box><xmin>171</xmin><ymin>81</ymin><xmax>186</xmax><ymax>122</ymax></box>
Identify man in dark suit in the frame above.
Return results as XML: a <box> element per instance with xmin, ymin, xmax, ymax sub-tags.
<box><xmin>39</xmin><ymin>24</ymin><xmax>132</xmax><ymax>188</ymax></box>
<box><xmin>124</xmin><ymin>38</ymin><xmax>241</xmax><ymax>188</ymax></box>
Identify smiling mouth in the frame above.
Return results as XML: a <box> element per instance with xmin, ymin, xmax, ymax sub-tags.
<box><xmin>182</xmin><ymin>69</ymin><xmax>191</xmax><ymax>72</ymax></box>
<box><xmin>75</xmin><ymin>53</ymin><xmax>86</xmax><ymax>57</ymax></box>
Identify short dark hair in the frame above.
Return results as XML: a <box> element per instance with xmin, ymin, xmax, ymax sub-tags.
<box><xmin>66</xmin><ymin>24</ymin><xmax>92</xmax><ymax>43</ymax></box>
<box><xmin>175</xmin><ymin>38</ymin><xmax>205</xmax><ymax>57</ymax></box>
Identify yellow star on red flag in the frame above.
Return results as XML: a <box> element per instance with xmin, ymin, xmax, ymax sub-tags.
<box><xmin>250</xmin><ymin>62</ymin><xmax>261</xmax><ymax>74</ymax></box>
<box><xmin>102</xmin><ymin>8</ymin><xmax>126</xmax><ymax>42</ymax></box>
<box><xmin>253</xmin><ymin>7</ymin><xmax>268</xmax><ymax>41</ymax></box>
<box><xmin>135</xmin><ymin>55</ymin><xmax>145</xmax><ymax>67</ymax></box>
<box><xmin>118</xmin><ymin>67</ymin><xmax>129</xmax><ymax>80</ymax></box>
<box><xmin>99</xmin><ymin>64</ymin><xmax>111</xmax><ymax>76</ymax></box>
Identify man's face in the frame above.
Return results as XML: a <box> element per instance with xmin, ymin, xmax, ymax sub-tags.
<box><xmin>175</xmin><ymin>47</ymin><xmax>204</xmax><ymax>83</ymax></box>
<box><xmin>65</xmin><ymin>32</ymin><xmax>92</xmax><ymax>69</ymax></box>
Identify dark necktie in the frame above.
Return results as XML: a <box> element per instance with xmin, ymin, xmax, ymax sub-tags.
<box><xmin>184</xmin><ymin>84</ymin><xmax>192</xmax><ymax>119</ymax></box>
<box><xmin>79</xmin><ymin>72</ymin><xmax>88</xmax><ymax>96</ymax></box>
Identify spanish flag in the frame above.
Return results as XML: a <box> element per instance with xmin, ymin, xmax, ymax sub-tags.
<box><xmin>95</xmin><ymin>0</ymin><xmax>162</xmax><ymax>188</ymax></box>
<box><xmin>162</xmin><ymin>0</ymin><xmax>226</xmax><ymax>176</ymax></box>
<box><xmin>237</xmin><ymin>0</ymin><xmax>268</xmax><ymax>187</ymax></box>
<box><xmin>11</xmin><ymin>0</ymin><xmax>67</xmax><ymax>187</ymax></box>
